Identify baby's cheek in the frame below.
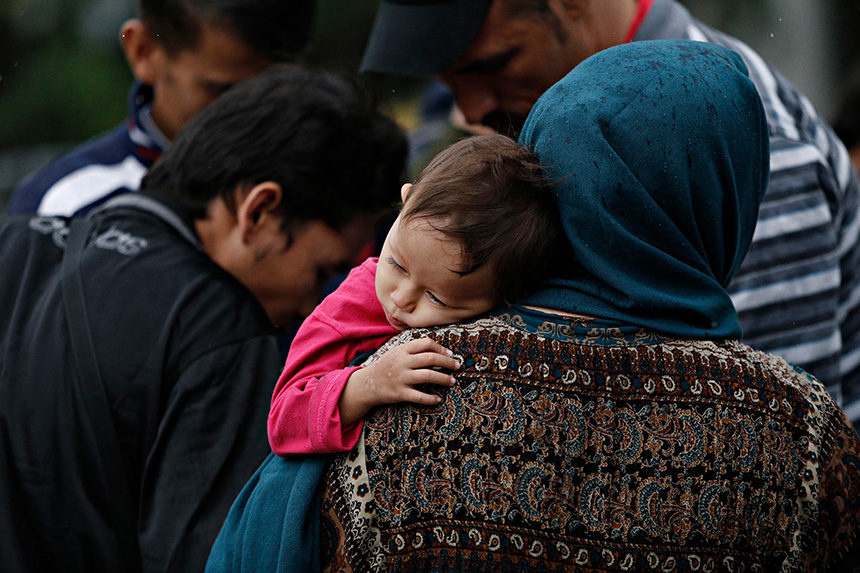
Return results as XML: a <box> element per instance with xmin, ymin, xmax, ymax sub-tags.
<box><xmin>421</xmin><ymin>308</ymin><xmax>451</xmax><ymax>328</ymax></box>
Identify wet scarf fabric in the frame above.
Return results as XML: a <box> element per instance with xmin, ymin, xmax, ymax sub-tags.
<box><xmin>519</xmin><ymin>40</ymin><xmax>769</xmax><ymax>339</ymax></box>
<box><xmin>205</xmin><ymin>453</ymin><xmax>328</xmax><ymax>573</ymax></box>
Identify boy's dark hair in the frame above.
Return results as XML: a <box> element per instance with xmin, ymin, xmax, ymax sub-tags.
<box><xmin>402</xmin><ymin>134</ymin><xmax>561</xmax><ymax>303</ymax></box>
<box><xmin>142</xmin><ymin>66</ymin><xmax>408</xmax><ymax>233</ymax></box>
<box><xmin>138</xmin><ymin>0</ymin><xmax>314</xmax><ymax>61</ymax></box>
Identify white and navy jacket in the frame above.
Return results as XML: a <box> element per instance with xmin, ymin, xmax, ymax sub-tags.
<box><xmin>6</xmin><ymin>82</ymin><xmax>166</xmax><ymax>217</ymax></box>
<box><xmin>639</xmin><ymin>0</ymin><xmax>860</xmax><ymax>424</ymax></box>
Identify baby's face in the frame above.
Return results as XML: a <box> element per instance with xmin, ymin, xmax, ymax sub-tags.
<box><xmin>375</xmin><ymin>215</ymin><xmax>498</xmax><ymax>331</ymax></box>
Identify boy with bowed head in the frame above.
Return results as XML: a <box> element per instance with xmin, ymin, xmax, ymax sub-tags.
<box><xmin>0</xmin><ymin>66</ymin><xmax>407</xmax><ymax>572</ymax></box>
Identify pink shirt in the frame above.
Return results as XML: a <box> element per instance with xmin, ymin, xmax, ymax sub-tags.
<box><xmin>268</xmin><ymin>258</ymin><xmax>398</xmax><ymax>455</ymax></box>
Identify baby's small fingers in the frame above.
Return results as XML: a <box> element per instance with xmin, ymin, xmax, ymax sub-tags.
<box><xmin>409</xmin><ymin>369</ymin><xmax>456</xmax><ymax>387</ymax></box>
<box><xmin>401</xmin><ymin>388</ymin><xmax>444</xmax><ymax>406</ymax></box>
<box><xmin>406</xmin><ymin>337</ymin><xmax>454</xmax><ymax>358</ymax></box>
<box><xmin>410</xmin><ymin>351</ymin><xmax>461</xmax><ymax>372</ymax></box>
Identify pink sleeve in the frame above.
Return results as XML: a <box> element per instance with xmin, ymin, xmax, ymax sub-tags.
<box><xmin>267</xmin><ymin>259</ymin><xmax>396</xmax><ymax>455</ymax></box>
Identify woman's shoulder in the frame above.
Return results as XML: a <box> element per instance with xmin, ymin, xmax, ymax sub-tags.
<box><xmin>417</xmin><ymin>313</ymin><xmax>839</xmax><ymax>425</ymax></box>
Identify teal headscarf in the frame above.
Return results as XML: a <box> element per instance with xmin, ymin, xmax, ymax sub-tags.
<box><xmin>519</xmin><ymin>40</ymin><xmax>769</xmax><ymax>339</ymax></box>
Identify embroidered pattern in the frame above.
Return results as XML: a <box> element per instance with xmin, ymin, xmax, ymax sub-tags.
<box><xmin>28</xmin><ymin>216</ymin><xmax>70</xmax><ymax>249</ymax></box>
<box><xmin>27</xmin><ymin>218</ymin><xmax>149</xmax><ymax>256</ymax></box>
<box><xmin>94</xmin><ymin>226</ymin><xmax>148</xmax><ymax>255</ymax></box>
<box><xmin>322</xmin><ymin>314</ymin><xmax>860</xmax><ymax>572</ymax></box>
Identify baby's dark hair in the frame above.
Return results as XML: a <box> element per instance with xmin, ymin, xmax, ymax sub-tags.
<box><xmin>402</xmin><ymin>134</ymin><xmax>561</xmax><ymax>303</ymax></box>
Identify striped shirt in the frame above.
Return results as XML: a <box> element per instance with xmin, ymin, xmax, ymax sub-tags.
<box><xmin>639</xmin><ymin>0</ymin><xmax>860</xmax><ymax>424</ymax></box>
<box><xmin>6</xmin><ymin>82</ymin><xmax>166</xmax><ymax>217</ymax></box>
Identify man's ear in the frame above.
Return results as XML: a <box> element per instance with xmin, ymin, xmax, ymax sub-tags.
<box><xmin>120</xmin><ymin>19</ymin><xmax>163</xmax><ymax>85</ymax></box>
<box><xmin>236</xmin><ymin>182</ymin><xmax>285</xmax><ymax>248</ymax></box>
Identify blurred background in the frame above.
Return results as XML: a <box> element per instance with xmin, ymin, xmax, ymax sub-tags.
<box><xmin>1</xmin><ymin>0</ymin><xmax>859</xmax><ymax>209</ymax></box>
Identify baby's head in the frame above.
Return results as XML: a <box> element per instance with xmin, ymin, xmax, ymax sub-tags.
<box><xmin>376</xmin><ymin>134</ymin><xmax>561</xmax><ymax>330</ymax></box>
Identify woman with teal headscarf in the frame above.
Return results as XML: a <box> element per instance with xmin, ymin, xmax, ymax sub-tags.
<box><xmin>519</xmin><ymin>39</ymin><xmax>767</xmax><ymax>340</ymax></box>
<box><xmin>209</xmin><ymin>40</ymin><xmax>860</xmax><ymax>571</ymax></box>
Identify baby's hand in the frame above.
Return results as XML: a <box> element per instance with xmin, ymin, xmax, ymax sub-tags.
<box><xmin>361</xmin><ymin>338</ymin><xmax>460</xmax><ymax>404</ymax></box>
<box><xmin>338</xmin><ymin>338</ymin><xmax>460</xmax><ymax>427</ymax></box>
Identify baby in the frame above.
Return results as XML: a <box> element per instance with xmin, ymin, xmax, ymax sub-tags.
<box><xmin>268</xmin><ymin>134</ymin><xmax>561</xmax><ymax>455</ymax></box>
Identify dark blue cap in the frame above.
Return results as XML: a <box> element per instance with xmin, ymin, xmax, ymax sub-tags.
<box><xmin>361</xmin><ymin>0</ymin><xmax>492</xmax><ymax>76</ymax></box>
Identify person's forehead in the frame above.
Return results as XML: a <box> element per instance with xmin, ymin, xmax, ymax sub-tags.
<box><xmin>396</xmin><ymin>220</ymin><xmax>466</xmax><ymax>272</ymax></box>
<box><xmin>444</xmin><ymin>3</ymin><xmax>534</xmax><ymax>74</ymax></box>
<box><xmin>396</xmin><ymin>217</ymin><xmax>456</xmax><ymax>251</ymax></box>
<box><xmin>393</xmin><ymin>218</ymin><xmax>497</xmax><ymax>301</ymax></box>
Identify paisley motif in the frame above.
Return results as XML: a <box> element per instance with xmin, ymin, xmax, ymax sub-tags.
<box><xmin>497</xmin><ymin>388</ymin><xmax>525</xmax><ymax>444</ymax></box>
<box><xmin>697</xmin><ymin>483</ymin><xmax>724</xmax><ymax>538</ymax></box>
<box><xmin>614</xmin><ymin>409</ymin><xmax>643</xmax><ymax>464</ymax></box>
<box><xmin>563</xmin><ymin>400</ymin><xmax>587</xmax><ymax>457</ymax></box>
<box><xmin>406</xmin><ymin>458</ymin><xmax>433</xmax><ymax>512</ymax></box>
<box><xmin>579</xmin><ymin>476</ymin><xmax>606</xmax><ymax>529</ymax></box>
<box><xmin>637</xmin><ymin>479</ymin><xmax>665</xmax><ymax>536</ymax></box>
<box><xmin>677</xmin><ymin>411</ymin><xmax>705</xmax><ymax>465</ymax></box>
<box><xmin>517</xmin><ymin>464</ymin><xmax>549</xmax><ymax>521</ymax></box>
<box><xmin>460</xmin><ymin>456</ymin><xmax>484</xmax><ymax>513</ymax></box>
<box><xmin>438</xmin><ymin>385</ymin><xmax>465</xmax><ymax>439</ymax></box>
<box><xmin>734</xmin><ymin>417</ymin><xmax>758</xmax><ymax>471</ymax></box>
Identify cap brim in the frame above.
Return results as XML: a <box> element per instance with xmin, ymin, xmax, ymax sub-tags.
<box><xmin>361</xmin><ymin>0</ymin><xmax>492</xmax><ymax>76</ymax></box>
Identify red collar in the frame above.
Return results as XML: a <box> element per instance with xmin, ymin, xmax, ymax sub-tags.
<box><xmin>624</xmin><ymin>0</ymin><xmax>654</xmax><ymax>43</ymax></box>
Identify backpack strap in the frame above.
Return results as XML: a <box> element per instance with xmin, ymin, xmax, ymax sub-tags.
<box><xmin>61</xmin><ymin>218</ymin><xmax>139</xmax><ymax>560</ymax></box>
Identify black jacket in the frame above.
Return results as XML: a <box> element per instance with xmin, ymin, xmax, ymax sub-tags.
<box><xmin>0</xmin><ymin>193</ymin><xmax>282</xmax><ymax>572</ymax></box>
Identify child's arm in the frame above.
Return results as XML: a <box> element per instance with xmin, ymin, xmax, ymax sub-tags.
<box><xmin>338</xmin><ymin>338</ymin><xmax>461</xmax><ymax>428</ymax></box>
<box><xmin>268</xmin><ymin>260</ymin><xmax>397</xmax><ymax>456</ymax></box>
<box><xmin>267</xmin><ymin>314</ymin><xmax>375</xmax><ymax>456</ymax></box>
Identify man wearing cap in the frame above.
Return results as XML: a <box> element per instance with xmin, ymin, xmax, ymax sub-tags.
<box><xmin>363</xmin><ymin>0</ymin><xmax>860</xmax><ymax>430</ymax></box>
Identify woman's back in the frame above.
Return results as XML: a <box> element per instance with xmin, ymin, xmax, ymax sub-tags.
<box><xmin>321</xmin><ymin>308</ymin><xmax>860</xmax><ymax>571</ymax></box>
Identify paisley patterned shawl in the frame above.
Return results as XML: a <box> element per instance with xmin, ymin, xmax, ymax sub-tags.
<box><xmin>519</xmin><ymin>40</ymin><xmax>769</xmax><ymax>340</ymax></box>
<box><xmin>321</xmin><ymin>312</ymin><xmax>860</xmax><ymax>571</ymax></box>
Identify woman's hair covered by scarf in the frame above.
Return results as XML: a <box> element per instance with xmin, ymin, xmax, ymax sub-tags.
<box><xmin>519</xmin><ymin>39</ymin><xmax>769</xmax><ymax>339</ymax></box>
